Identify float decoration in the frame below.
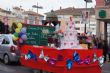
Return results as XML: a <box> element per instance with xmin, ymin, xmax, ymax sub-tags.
<box><xmin>39</xmin><ymin>50</ymin><xmax>45</xmax><ymax>59</ymax></box>
<box><xmin>44</xmin><ymin>56</ymin><xmax>50</xmax><ymax>62</ymax></box>
<box><xmin>93</xmin><ymin>52</ymin><xmax>98</xmax><ymax>62</ymax></box>
<box><xmin>66</xmin><ymin>59</ymin><xmax>73</xmax><ymax>70</ymax></box>
<box><xmin>59</xmin><ymin>18</ymin><xmax>83</xmax><ymax>50</ymax></box>
<box><xmin>73</xmin><ymin>51</ymin><xmax>80</xmax><ymax>62</ymax></box>
<box><xmin>57</xmin><ymin>54</ymin><xmax>64</xmax><ymax>61</ymax></box>
<box><xmin>84</xmin><ymin>56</ymin><xmax>91</xmax><ymax>64</ymax></box>
<box><xmin>25</xmin><ymin>50</ymin><xmax>37</xmax><ymax>61</ymax></box>
<box><xmin>39</xmin><ymin>50</ymin><xmax>51</xmax><ymax>62</ymax></box>
<box><xmin>22</xmin><ymin>49</ymin><xmax>104</xmax><ymax>70</ymax></box>
<box><xmin>48</xmin><ymin>58</ymin><xmax>57</xmax><ymax>65</ymax></box>
<box><xmin>12</xmin><ymin>23</ymin><xmax>27</xmax><ymax>44</ymax></box>
<box><xmin>98</xmin><ymin>56</ymin><xmax>104</xmax><ymax>67</ymax></box>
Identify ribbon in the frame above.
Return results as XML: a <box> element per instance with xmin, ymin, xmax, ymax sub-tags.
<box><xmin>48</xmin><ymin>58</ymin><xmax>57</xmax><ymax>65</ymax></box>
<box><xmin>93</xmin><ymin>52</ymin><xmax>98</xmax><ymax>62</ymax></box>
<box><xmin>39</xmin><ymin>50</ymin><xmax>50</xmax><ymax>62</ymax></box>
<box><xmin>39</xmin><ymin>50</ymin><xmax>45</xmax><ymax>59</ymax></box>
<box><xmin>44</xmin><ymin>55</ymin><xmax>50</xmax><ymax>62</ymax></box>
<box><xmin>92</xmin><ymin>53</ymin><xmax>104</xmax><ymax>67</ymax></box>
<box><xmin>98</xmin><ymin>56</ymin><xmax>104</xmax><ymax>67</ymax></box>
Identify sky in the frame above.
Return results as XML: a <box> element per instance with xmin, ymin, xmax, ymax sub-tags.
<box><xmin>0</xmin><ymin>0</ymin><xmax>96</xmax><ymax>14</ymax></box>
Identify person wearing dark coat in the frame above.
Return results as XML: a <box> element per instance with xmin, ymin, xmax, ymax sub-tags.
<box><xmin>102</xmin><ymin>40</ymin><xmax>108</xmax><ymax>62</ymax></box>
<box><xmin>108</xmin><ymin>40</ymin><xmax>110</xmax><ymax>62</ymax></box>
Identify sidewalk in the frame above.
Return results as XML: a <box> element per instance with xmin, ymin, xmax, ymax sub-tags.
<box><xmin>102</xmin><ymin>62</ymin><xmax>110</xmax><ymax>73</ymax></box>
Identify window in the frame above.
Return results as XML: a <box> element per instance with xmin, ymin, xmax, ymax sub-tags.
<box><xmin>105</xmin><ymin>0</ymin><xmax>110</xmax><ymax>5</ymax></box>
<box><xmin>92</xmin><ymin>28</ymin><xmax>95</xmax><ymax>30</ymax></box>
<box><xmin>90</xmin><ymin>24</ymin><xmax>95</xmax><ymax>26</ymax></box>
<box><xmin>75</xmin><ymin>21</ymin><xmax>80</xmax><ymax>24</ymax></box>
<box><xmin>75</xmin><ymin>27</ymin><xmax>80</xmax><ymax>30</ymax></box>
<box><xmin>81</xmin><ymin>27</ymin><xmax>84</xmax><ymax>31</ymax></box>
<box><xmin>2</xmin><ymin>39</ymin><xmax>9</xmax><ymax>44</ymax></box>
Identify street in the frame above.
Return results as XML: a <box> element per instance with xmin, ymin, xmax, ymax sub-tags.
<box><xmin>0</xmin><ymin>60</ymin><xmax>110</xmax><ymax>73</ymax></box>
<box><xmin>0</xmin><ymin>60</ymin><xmax>32</xmax><ymax>73</ymax></box>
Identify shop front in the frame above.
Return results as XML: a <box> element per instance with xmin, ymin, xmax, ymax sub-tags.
<box><xmin>95</xmin><ymin>0</ymin><xmax>110</xmax><ymax>42</ymax></box>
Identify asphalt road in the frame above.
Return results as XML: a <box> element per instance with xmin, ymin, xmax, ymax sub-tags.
<box><xmin>0</xmin><ymin>60</ymin><xmax>33</xmax><ymax>73</ymax></box>
<box><xmin>0</xmin><ymin>60</ymin><xmax>110</xmax><ymax>73</ymax></box>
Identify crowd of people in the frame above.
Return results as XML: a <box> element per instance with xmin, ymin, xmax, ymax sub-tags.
<box><xmin>78</xmin><ymin>33</ymin><xmax>110</xmax><ymax>63</ymax></box>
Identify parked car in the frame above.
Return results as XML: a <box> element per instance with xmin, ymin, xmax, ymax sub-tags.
<box><xmin>0</xmin><ymin>34</ymin><xmax>20</xmax><ymax>64</ymax></box>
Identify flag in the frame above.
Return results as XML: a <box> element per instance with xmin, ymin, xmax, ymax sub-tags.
<box><xmin>82</xmin><ymin>11</ymin><xmax>90</xmax><ymax>24</ymax></box>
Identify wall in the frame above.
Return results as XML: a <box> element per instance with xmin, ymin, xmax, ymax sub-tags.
<box><xmin>96</xmin><ymin>0</ymin><xmax>105</xmax><ymax>6</ymax></box>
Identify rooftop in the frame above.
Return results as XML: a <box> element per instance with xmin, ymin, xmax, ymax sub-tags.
<box><xmin>13</xmin><ymin>6</ymin><xmax>24</xmax><ymax>11</ymax></box>
<box><xmin>23</xmin><ymin>11</ymin><xmax>44</xmax><ymax>17</ymax></box>
<box><xmin>45</xmin><ymin>7</ymin><xmax>95</xmax><ymax>16</ymax></box>
<box><xmin>0</xmin><ymin>7</ymin><xmax>11</xmax><ymax>14</ymax></box>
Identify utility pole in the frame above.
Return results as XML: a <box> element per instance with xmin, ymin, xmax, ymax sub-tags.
<box><xmin>19</xmin><ymin>5</ymin><xmax>22</xmax><ymax>22</ymax></box>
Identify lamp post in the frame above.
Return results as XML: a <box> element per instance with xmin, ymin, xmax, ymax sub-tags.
<box><xmin>84</xmin><ymin>0</ymin><xmax>92</xmax><ymax>34</ymax></box>
<box><xmin>32</xmin><ymin>2</ymin><xmax>43</xmax><ymax>14</ymax></box>
<box><xmin>19</xmin><ymin>5</ymin><xmax>22</xmax><ymax>22</ymax></box>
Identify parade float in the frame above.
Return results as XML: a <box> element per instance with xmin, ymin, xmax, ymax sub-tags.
<box><xmin>19</xmin><ymin>19</ymin><xmax>104</xmax><ymax>73</ymax></box>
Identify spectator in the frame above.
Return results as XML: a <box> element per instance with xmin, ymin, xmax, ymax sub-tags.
<box><xmin>102</xmin><ymin>40</ymin><xmax>108</xmax><ymax>62</ymax></box>
<box><xmin>86</xmin><ymin>36</ymin><xmax>92</xmax><ymax>49</ymax></box>
<box><xmin>97</xmin><ymin>38</ymin><xmax>103</xmax><ymax>49</ymax></box>
<box><xmin>108</xmin><ymin>40</ymin><xmax>110</xmax><ymax>62</ymax></box>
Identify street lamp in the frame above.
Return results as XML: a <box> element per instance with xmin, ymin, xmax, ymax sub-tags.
<box><xmin>32</xmin><ymin>2</ymin><xmax>43</xmax><ymax>14</ymax></box>
<box><xmin>32</xmin><ymin>2</ymin><xmax>43</xmax><ymax>24</ymax></box>
<box><xmin>84</xmin><ymin>0</ymin><xmax>92</xmax><ymax>34</ymax></box>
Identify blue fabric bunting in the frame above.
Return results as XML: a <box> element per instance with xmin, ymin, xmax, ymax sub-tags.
<box><xmin>27</xmin><ymin>54</ymin><xmax>31</xmax><ymax>59</ymax></box>
<box><xmin>66</xmin><ymin>59</ymin><xmax>73</xmax><ymax>70</ymax></box>
<box><xmin>28</xmin><ymin>50</ymin><xmax>33</xmax><ymax>58</ymax></box>
<box><xmin>27</xmin><ymin>50</ymin><xmax>37</xmax><ymax>61</ymax></box>
<box><xmin>33</xmin><ymin>54</ymin><xmax>37</xmax><ymax>61</ymax></box>
<box><xmin>73</xmin><ymin>51</ymin><xmax>80</xmax><ymax>62</ymax></box>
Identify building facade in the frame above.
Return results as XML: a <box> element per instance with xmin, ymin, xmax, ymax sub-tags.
<box><xmin>95</xmin><ymin>0</ymin><xmax>110</xmax><ymax>42</ymax></box>
<box><xmin>45</xmin><ymin>7</ymin><xmax>96</xmax><ymax>34</ymax></box>
<box><xmin>23</xmin><ymin>11</ymin><xmax>44</xmax><ymax>25</ymax></box>
<box><xmin>0</xmin><ymin>6</ymin><xmax>44</xmax><ymax>27</ymax></box>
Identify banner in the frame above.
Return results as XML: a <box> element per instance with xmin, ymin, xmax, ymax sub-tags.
<box><xmin>82</xmin><ymin>11</ymin><xmax>90</xmax><ymax>24</ymax></box>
